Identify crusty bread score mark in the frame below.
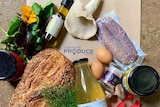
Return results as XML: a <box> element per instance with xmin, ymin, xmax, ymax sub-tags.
<box><xmin>9</xmin><ymin>49</ymin><xmax>75</xmax><ymax>107</ymax></box>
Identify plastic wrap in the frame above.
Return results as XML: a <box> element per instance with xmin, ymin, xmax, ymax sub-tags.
<box><xmin>96</xmin><ymin>11</ymin><xmax>146</xmax><ymax>71</ymax></box>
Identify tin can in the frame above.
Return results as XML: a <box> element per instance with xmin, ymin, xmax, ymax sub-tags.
<box><xmin>122</xmin><ymin>65</ymin><xmax>159</xmax><ymax>96</ymax></box>
<box><xmin>0</xmin><ymin>50</ymin><xmax>25</xmax><ymax>81</ymax></box>
<box><xmin>99</xmin><ymin>62</ymin><xmax>124</xmax><ymax>93</ymax></box>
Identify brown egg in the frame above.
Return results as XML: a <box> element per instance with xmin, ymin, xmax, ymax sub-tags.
<box><xmin>91</xmin><ymin>60</ymin><xmax>105</xmax><ymax>79</ymax></box>
<box><xmin>96</xmin><ymin>48</ymin><xmax>112</xmax><ymax>65</ymax></box>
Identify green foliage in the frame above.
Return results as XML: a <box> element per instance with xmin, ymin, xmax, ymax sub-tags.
<box><xmin>39</xmin><ymin>2</ymin><xmax>54</xmax><ymax>29</ymax></box>
<box><xmin>41</xmin><ymin>84</ymin><xmax>77</xmax><ymax>107</ymax></box>
<box><xmin>0</xmin><ymin>1</ymin><xmax>54</xmax><ymax>63</ymax></box>
<box><xmin>7</xmin><ymin>15</ymin><xmax>22</xmax><ymax>35</ymax></box>
<box><xmin>32</xmin><ymin>3</ymin><xmax>42</xmax><ymax>15</ymax></box>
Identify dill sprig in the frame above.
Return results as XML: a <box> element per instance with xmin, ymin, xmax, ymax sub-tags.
<box><xmin>41</xmin><ymin>84</ymin><xmax>77</xmax><ymax>107</ymax></box>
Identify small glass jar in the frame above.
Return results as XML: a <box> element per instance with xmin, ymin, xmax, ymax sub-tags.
<box><xmin>0</xmin><ymin>50</ymin><xmax>25</xmax><ymax>81</ymax></box>
<box><xmin>122</xmin><ymin>65</ymin><xmax>159</xmax><ymax>96</ymax></box>
<box><xmin>99</xmin><ymin>62</ymin><xmax>124</xmax><ymax>93</ymax></box>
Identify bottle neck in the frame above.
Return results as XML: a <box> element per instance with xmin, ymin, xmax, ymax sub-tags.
<box><xmin>58</xmin><ymin>6</ymin><xmax>69</xmax><ymax>20</ymax></box>
<box><xmin>74</xmin><ymin>61</ymin><xmax>97</xmax><ymax>82</ymax></box>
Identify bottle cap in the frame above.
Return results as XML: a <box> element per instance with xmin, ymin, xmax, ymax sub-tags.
<box><xmin>61</xmin><ymin>0</ymin><xmax>74</xmax><ymax>10</ymax></box>
<box><xmin>73</xmin><ymin>58</ymin><xmax>88</xmax><ymax>65</ymax></box>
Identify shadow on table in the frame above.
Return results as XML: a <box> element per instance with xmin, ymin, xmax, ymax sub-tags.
<box><xmin>9</xmin><ymin>80</ymin><xmax>19</xmax><ymax>87</ymax></box>
<box><xmin>141</xmin><ymin>88</ymin><xmax>160</xmax><ymax>107</ymax></box>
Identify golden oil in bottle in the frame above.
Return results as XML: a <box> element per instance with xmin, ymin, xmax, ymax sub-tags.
<box><xmin>73</xmin><ymin>58</ymin><xmax>107</xmax><ymax>107</ymax></box>
<box><xmin>44</xmin><ymin>0</ymin><xmax>74</xmax><ymax>41</ymax></box>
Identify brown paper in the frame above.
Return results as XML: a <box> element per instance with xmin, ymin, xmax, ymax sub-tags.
<box><xmin>26</xmin><ymin>0</ymin><xmax>141</xmax><ymax>64</ymax></box>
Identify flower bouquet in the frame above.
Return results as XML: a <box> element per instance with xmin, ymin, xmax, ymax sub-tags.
<box><xmin>0</xmin><ymin>1</ymin><xmax>54</xmax><ymax>62</ymax></box>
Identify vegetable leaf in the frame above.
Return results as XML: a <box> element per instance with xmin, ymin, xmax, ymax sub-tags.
<box><xmin>42</xmin><ymin>3</ymin><xmax>54</xmax><ymax>21</ymax></box>
<box><xmin>0</xmin><ymin>2</ymin><xmax>54</xmax><ymax>63</ymax></box>
<box><xmin>42</xmin><ymin>0</ymin><xmax>53</xmax><ymax>9</ymax></box>
<box><xmin>32</xmin><ymin>3</ymin><xmax>42</xmax><ymax>15</ymax></box>
<box><xmin>7</xmin><ymin>15</ymin><xmax>22</xmax><ymax>35</ymax></box>
<box><xmin>39</xmin><ymin>3</ymin><xmax>54</xmax><ymax>29</ymax></box>
<box><xmin>35</xmin><ymin>45</ymin><xmax>42</xmax><ymax>51</ymax></box>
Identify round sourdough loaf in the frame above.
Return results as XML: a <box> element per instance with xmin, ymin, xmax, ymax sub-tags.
<box><xmin>9</xmin><ymin>48</ymin><xmax>76</xmax><ymax>107</ymax></box>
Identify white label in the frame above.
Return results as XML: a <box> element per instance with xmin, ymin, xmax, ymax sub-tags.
<box><xmin>78</xmin><ymin>99</ymin><xmax>107</xmax><ymax>107</ymax></box>
<box><xmin>45</xmin><ymin>15</ymin><xmax>63</xmax><ymax>38</ymax></box>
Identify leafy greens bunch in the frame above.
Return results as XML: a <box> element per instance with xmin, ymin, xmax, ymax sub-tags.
<box><xmin>0</xmin><ymin>1</ymin><xmax>54</xmax><ymax>62</ymax></box>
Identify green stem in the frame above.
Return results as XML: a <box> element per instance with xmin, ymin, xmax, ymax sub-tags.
<box><xmin>0</xmin><ymin>26</ymin><xmax>8</xmax><ymax>37</ymax></box>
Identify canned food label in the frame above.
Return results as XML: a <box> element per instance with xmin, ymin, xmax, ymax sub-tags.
<box><xmin>78</xmin><ymin>99</ymin><xmax>107</xmax><ymax>107</ymax></box>
<box><xmin>101</xmin><ymin>70</ymin><xmax>120</xmax><ymax>86</ymax></box>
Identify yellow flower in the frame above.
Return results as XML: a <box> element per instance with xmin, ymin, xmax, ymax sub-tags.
<box><xmin>21</xmin><ymin>6</ymin><xmax>37</xmax><ymax>24</ymax></box>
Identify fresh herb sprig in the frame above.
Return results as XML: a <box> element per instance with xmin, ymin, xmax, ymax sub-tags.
<box><xmin>41</xmin><ymin>84</ymin><xmax>77</xmax><ymax>107</ymax></box>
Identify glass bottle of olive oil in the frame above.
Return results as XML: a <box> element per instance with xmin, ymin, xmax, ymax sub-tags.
<box><xmin>73</xmin><ymin>58</ymin><xmax>107</xmax><ymax>107</ymax></box>
<box><xmin>44</xmin><ymin>0</ymin><xmax>74</xmax><ymax>41</ymax></box>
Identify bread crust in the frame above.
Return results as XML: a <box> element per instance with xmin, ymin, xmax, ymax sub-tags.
<box><xmin>9</xmin><ymin>48</ymin><xmax>75</xmax><ymax>107</ymax></box>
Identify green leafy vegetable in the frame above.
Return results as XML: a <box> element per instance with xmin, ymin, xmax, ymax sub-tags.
<box><xmin>0</xmin><ymin>2</ymin><xmax>54</xmax><ymax>63</ymax></box>
<box><xmin>7</xmin><ymin>15</ymin><xmax>22</xmax><ymax>35</ymax></box>
<box><xmin>41</xmin><ymin>84</ymin><xmax>77</xmax><ymax>107</ymax></box>
<box><xmin>39</xmin><ymin>3</ymin><xmax>54</xmax><ymax>30</ymax></box>
<box><xmin>32</xmin><ymin>3</ymin><xmax>42</xmax><ymax>15</ymax></box>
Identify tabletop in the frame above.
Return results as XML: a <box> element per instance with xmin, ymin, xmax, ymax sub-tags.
<box><xmin>0</xmin><ymin>0</ymin><xmax>160</xmax><ymax>107</ymax></box>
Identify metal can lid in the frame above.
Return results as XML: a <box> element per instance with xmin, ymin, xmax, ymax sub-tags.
<box><xmin>0</xmin><ymin>50</ymin><xmax>16</xmax><ymax>80</ymax></box>
<box><xmin>128</xmin><ymin>66</ymin><xmax>159</xmax><ymax>96</ymax></box>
